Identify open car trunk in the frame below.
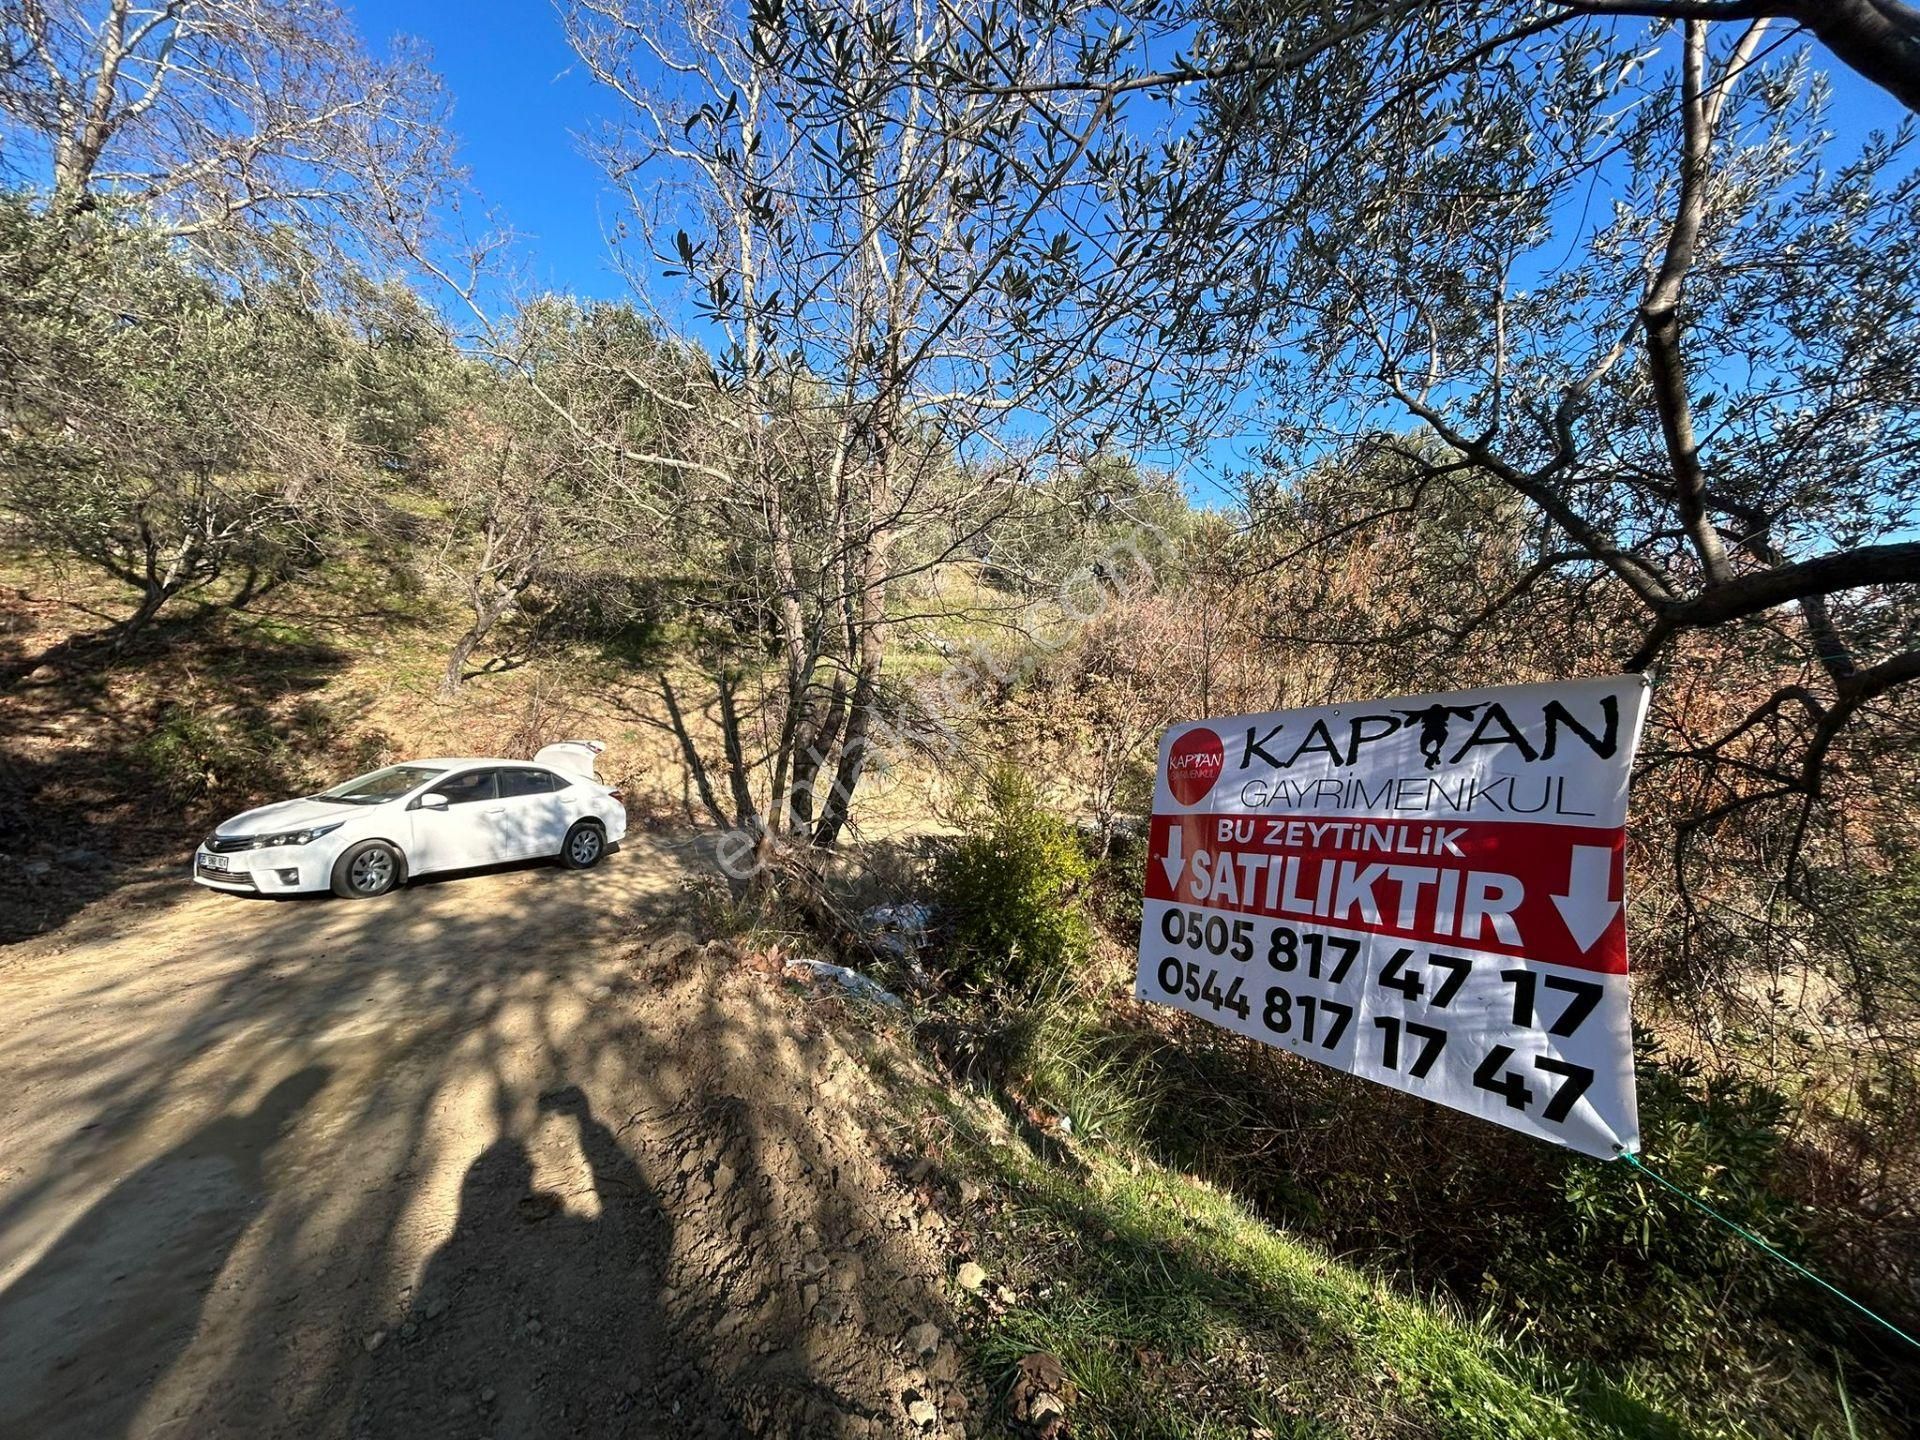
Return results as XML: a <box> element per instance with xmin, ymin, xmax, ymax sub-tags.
<box><xmin>532</xmin><ymin>740</ymin><xmax>606</xmax><ymax>783</ymax></box>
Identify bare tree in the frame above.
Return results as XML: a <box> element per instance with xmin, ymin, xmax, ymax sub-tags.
<box><xmin>0</xmin><ymin>0</ymin><xmax>458</xmax><ymax>268</ymax></box>
<box><xmin>424</xmin><ymin>297</ymin><xmax>683</xmax><ymax>697</ymax></box>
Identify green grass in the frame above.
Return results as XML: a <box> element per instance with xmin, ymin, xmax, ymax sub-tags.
<box><xmin>881</xmin><ymin>1008</ymin><xmax>1894</xmax><ymax>1440</ymax></box>
<box><xmin>881</xmin><ymin>1074</ymin><xmax>1709</xmax><ymax>1440</ymax></box>
<box><xmin>227</xmin><ymin>610</ymin><xmax>321</xmax><ymax>649</ymax></box>
<box><xmin>891</xmin><ymin>941</ymin><xmax>1893</xmax><ymax>1440</ymax></box>
<box><xmin>992</xmin><ymin>1157</ymin><xmax>1670</xmax><ymax>1437</ymax></box>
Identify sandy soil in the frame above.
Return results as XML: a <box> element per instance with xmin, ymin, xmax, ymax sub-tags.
<box><xmin>0</xmin><ymin>839</ymin><xmax>979</xmax><ymax>1439</ymax></box>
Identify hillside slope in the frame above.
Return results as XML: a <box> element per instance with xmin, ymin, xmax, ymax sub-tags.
<box><xmin>0</xmin><ymin>554</ymin><xmax>1892</xmax><ymax>1439</ymax></box>
<box><xmin>0</xmin><ymin>839</ymin><xmax>1739</xmax><ymax>1440</ymax></box>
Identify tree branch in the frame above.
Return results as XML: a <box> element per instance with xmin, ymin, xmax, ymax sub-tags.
<box><xmin>1626</xmin><ymin>541</ymin><xmax>1920</xmax><ymax>668</ymax></box>
<box><xmin>1551</xmin><ymin>0</ymin><xmax>1920</xmax><ymax>114</ymax></box>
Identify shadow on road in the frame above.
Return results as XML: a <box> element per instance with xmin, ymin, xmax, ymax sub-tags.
<box><xmin>355</xmin><ymin>1084</ymin><xmax>731</xmax><ymax>1438</ymax></box>
<box><xmin>0</xmin><ymin>839</ymin><xmax>955</xmax><ymax>1438</ymax></box>
<box><xmin>216</xmin><ymin>851</ymin><xmax>617</xmax><ymax>906</ymax></box>
<box><xmin>0</xmin><ymin>1066</ymin><xmax>331</xmax><ymax>1439</ymax></box>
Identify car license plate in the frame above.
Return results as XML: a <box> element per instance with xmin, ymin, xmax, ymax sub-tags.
<box><xmin>201</xmin><ymin>852</ymin><xmax>228</xmax><ymax>871</ymax></box>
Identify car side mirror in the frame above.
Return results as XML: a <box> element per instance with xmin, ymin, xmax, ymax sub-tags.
<box><xmin>413</xmin><ymin>793</ymin><xmax>450</xmax><ymax>812</ymax></box>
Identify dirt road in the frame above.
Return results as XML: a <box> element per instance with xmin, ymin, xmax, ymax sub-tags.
<box><xmin>0</xmin><ymin>840</ymin><xmax>972</xmax><ymax>1439</ymax></box>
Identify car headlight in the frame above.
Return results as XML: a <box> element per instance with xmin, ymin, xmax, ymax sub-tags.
<box><xmin>248</xmin><ymin>822</ymin><xmax>344</xmax><ymax>849</ymax></box>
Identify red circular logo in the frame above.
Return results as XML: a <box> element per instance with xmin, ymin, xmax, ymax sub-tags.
<box><xmin>1167</xmin><ymin>727</ymin><xmax>1224</xmax><ymax>805</ymax></box>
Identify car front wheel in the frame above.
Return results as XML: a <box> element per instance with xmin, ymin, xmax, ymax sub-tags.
<box><xmin>560</xmin><ymin>821</ymin><xmax>605</xmax><ymax>870</ymax></box>
<box><xmin>332</xmin><ymin>840</ymin><xmax>402</xmax><ymax>898</ymax></box>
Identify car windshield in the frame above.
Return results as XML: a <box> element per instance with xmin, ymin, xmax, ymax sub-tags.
<box><xmin>317</xmin><ymin>765</ymin><xmax>444</xmax><ymax>804</ymax></box>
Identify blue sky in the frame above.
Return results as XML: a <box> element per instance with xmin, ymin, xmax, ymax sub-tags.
<box><xmin>347</xmin><ymin>5</ymin><xmax>1908</xmax><ymax>505</ymax></box>
<box><xmin>352</xmin><ymin>6</ymin><xmax>1903</xmax><ymax>303</ymax></box>
<box><xmin>350</xmin><ymin>1</ymin><xmax>631</xmax><ymax>302</ymax></box>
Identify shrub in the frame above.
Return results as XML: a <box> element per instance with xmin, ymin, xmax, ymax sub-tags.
<box><xmin>936</xmin><ymin>764</ymin><xmax>1093</xmax><ymax>991</ymax></box>
<box><xmin>138</xmin><ymin>705</ymin><xmax>232</xmax><ymax>803</ymax></box>
<box><xmin>961</xmin><ymin>977</ymin><xmax>1877</xmax><ymax>1434</ymax></box>
<box><xmin>1483</xmin><ymin>1042</ymin><xmax>1805</xmax><ymax>1341</ymax></box>
<box><xmin>137</xmin><ymin>697</ymin><xmax>367</xmax><ymax>811</ymax></box>
<box><xmin>1087</xmin><ymin>825</ymin><xmax>1147</xmax><ymax>941</ymax></box>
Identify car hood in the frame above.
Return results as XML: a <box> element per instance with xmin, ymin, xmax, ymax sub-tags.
<box><xmin>214</xmin><ymin>796</ymin><xmax>356</xmax><ymax>838</ymax></box>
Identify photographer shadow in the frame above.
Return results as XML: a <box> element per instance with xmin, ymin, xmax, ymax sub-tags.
<box><xmin>354</xmin><ymin>1084</ymin><xmax>730</xmax><ymax>1438</ymax></box>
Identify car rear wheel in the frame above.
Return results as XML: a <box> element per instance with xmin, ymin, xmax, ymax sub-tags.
<box><xmin>332</xmin><ymin>840</ymin><xmax>402</xmax><ymax>899</ymax></box>
<box><xmin>560</xmin><ymin>821</ymin><xmax>605</xmax><ymax>870</ymax></box>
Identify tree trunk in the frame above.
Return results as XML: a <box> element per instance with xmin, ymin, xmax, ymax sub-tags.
<box><xmin>788</xmin><ymin>674</ymin><xmax>848</xmax><ymax>831</ymax></box>
<box><xmin>105</xmin><ymin>582</ymin><xmax>173</xmax><ymax>657</ymax></box>
<box><xmin>810</xmin><ymin>657</ymin><xmax>880</xmax><ymax>849</ymax></box>
<box><xmin>441</xmin><ymin>598</ymin><xmax>508</xmax><ymax>698</ymax></box>
<box><xmin>811</xmin><ymin>530</ymin><xmax>891</xmax><ymax>848</ymax></box>
<box><xmin>440</xmin><ymin>585</ymin><xmax>522</xmax><ymax>699</ymax></box>
<box><xmin>440</xmin><ymin>626</ymin><xmax>484</xmax><ymax>699</ymax></box>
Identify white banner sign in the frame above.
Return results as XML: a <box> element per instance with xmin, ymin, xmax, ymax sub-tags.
<box><xmin>1134</xmin><ymin>677</ymin><xmax>1650</xmax><ymax>1159</ymax></box>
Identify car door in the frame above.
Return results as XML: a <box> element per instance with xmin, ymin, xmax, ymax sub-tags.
<box><xmin>407</xmin><ymin>767</ymin><xmax>503</xmax><ymax>873</ymax></box>
<box><xmin>493</xmin><ymin>767</ymin><xmax>569</xmax><ymax>860</ymax></box>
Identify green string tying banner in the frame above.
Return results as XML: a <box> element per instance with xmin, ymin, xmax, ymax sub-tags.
<box><xmin>1615</xmin><ymin>1148</ymin><xmax>1919</xmax><ymax>1351</ymax></box>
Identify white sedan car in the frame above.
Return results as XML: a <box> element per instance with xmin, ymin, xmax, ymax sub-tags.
<box><xmin>192</xmin><ymin>743</ymin><xmax>628</xmax><ymax>899</ymax></box>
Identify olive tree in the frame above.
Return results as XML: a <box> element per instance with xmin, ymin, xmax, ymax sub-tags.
<box><xmin>425</xmin><ymin>298</ymin><xmax>688</xmax><ymax>697</ymax></box>
<box><xmin>0</xmin><ymin>200</ymin><xmax>410</xmax><ymax>659</ymax></box>
<box><xmin>895</xmin><ymin>3</ymin><xmax>1920</xmax><ymax>861</ymax></box>
<box><xmin>562</xmin><ymin>0</ymin><xmax>1154</xmax><ymax>861</ymax></box>
<box><xmin>1183</xmin><ymin>22</ymin><xmax>1920</xmax><ymax>859</ymax></box>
